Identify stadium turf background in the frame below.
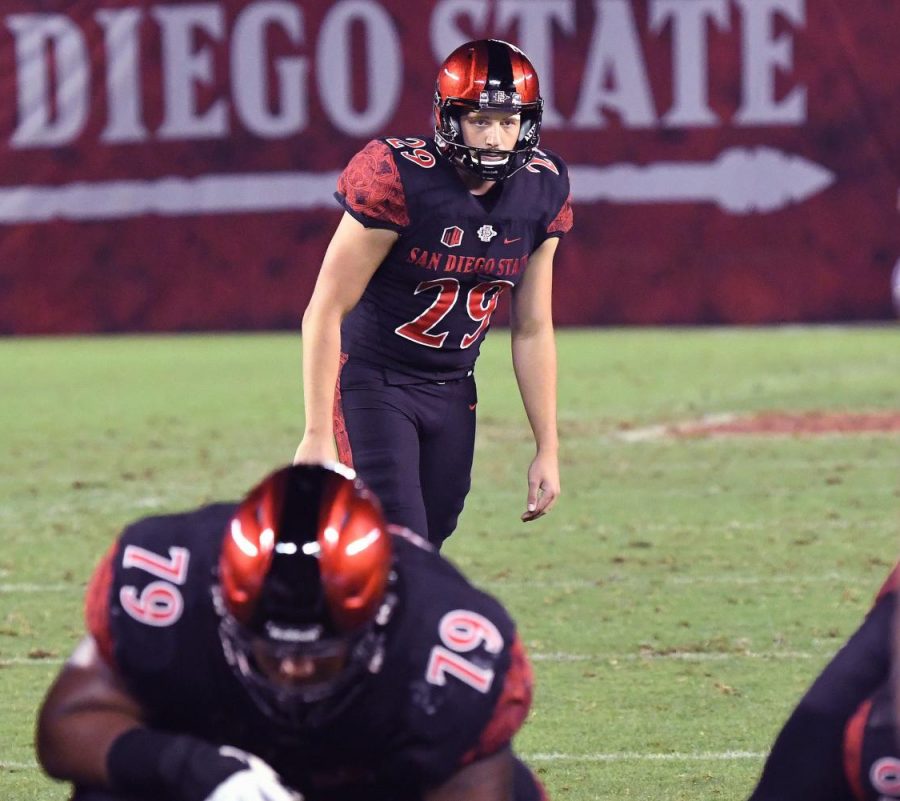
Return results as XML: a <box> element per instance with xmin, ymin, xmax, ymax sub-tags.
<box><xmin>1</xmin><ymin>326</ymin><xmax>898</xmax><ymax>800</ymax></box>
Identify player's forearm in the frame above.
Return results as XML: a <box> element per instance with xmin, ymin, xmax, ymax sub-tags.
<box><xmin>300</xmin><ymin>304</ymin><xmax>344</xmax><ymax>438</ymax></box>
<box><xmin>36</xmin><ymin>668</ymin><xmax>142</xmax><ymax>787</ymax></box>
<box><xmin>510</xmin><ymin>325</ymin><xmax>559</xmax><ymax>453</ymax></box>
<box><xmin>37</xmin><ymin>708</ymin><xmax>140</xmax><ymax>786</ymax></box>
<box><xmin>37</xmin><ymin>641</ymin><xmax>146</xmax><ymax>786</ymax></box>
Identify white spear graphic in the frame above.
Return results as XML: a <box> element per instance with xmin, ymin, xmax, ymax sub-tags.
<box><xmin>0</xmin><ymin>147</ymin><xmax>834</xmax><ymax>223</ymax></box>
<box><xmin>0</xmin><ymin>172</ymin><xmax>342</xmax><ymax>223</ymax></box>
<box><xmin>569</xmin><ymin>147</ymin><xmax>835</xmax><ymax>214</ymax></box>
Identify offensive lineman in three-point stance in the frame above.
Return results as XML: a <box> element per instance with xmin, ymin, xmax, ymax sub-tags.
<box><xmin>36</xmin><ymin>463</ymin><xmax>548</xmax><ymax>801</ymax></box>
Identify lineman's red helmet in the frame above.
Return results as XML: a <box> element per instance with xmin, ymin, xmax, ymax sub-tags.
<box><xmin>218</xmin><ymin>463</ymin><xmax>393</xmax><ymax>719</ymax></box>
<box><xmin>433</xmin><ymin>39</ymin><xmax>543</xmax><ymax>181</ymax></box>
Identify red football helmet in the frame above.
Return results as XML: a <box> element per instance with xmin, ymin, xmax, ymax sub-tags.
<box><xmin>433</xmin><ymin>39</ymin><xmax>543</xmax><ymax>181</ymax></box>
<box><xmin>217</xmin><ymin>463</ymin><xmax>393</xmax><ymax>718</ymax></box>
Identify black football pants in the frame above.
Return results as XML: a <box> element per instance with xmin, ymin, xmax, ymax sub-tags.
<box><xmin>336</xmin><ymin>357</ymin><xmax>477</xmax><ymax>549</ymax></box>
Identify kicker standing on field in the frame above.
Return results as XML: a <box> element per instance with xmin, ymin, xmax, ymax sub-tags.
<box><xmin>37</xmin><ymin>463</ymin><xmax>548</xmax><ymax>801</ymax></box>
<box><xmin>293</xmin><ymin>39</ymin><xmax>573</xmax><ymax>549</ymax></box>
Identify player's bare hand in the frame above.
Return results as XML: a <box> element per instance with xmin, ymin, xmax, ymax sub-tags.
<box><xmin>521</xmin><ymin>452</ymin><xmax>560</xmax><ymax>522</ymax></box>
<box><xmin>292</xmin><ymin>435</ymin><xmax>337</xmax><ymax>466</ymax></box>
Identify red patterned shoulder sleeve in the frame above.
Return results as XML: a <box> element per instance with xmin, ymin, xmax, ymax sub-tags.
<box><xmin>337</xmin><ymin>140</ymin><xmax>410</xmax><ymax>229</ymax></box>
<box><xmin>461</xmin><ymin>634</ymin><xmax>534</xmax><ymax>765</ymax></box>
<box><xmin>547</xmin><ymin>194</ymin><xmax>574</xmax><ymax>236</ymax></box>
<box><xmin>84</xmin><ymin>541</ymin><xmax>119</xmax><ymax>668</ymax></box>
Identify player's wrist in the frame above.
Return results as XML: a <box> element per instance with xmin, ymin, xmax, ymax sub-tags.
<box><xmin>300</xmin><ymin>425</ymin><xmax>335</xmax><ymax>441</ymax></box>
<box><xmin>534</xmin><ymin>441</ymin><xmax>559</xmax><ymax>456</ymax></box>
<box><xmin>107</xmin><ymin>728</ymin><xmax>247</xmax><ymax>801</ymax></box>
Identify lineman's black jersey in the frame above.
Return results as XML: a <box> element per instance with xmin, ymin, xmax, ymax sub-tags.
<box><xmin>337</xmin><ymin>137</ymin><xmax>573</xmax><ymax>380</ymax></box>
<box><xmin>85</xmin><ymin>505</ymin><xmax>534</xmax><ymax>800</ymax></box>
<box><xmin>749</xmin><ymin>561</ymin><xmax>900</xmax><ymax>801</ymax></box>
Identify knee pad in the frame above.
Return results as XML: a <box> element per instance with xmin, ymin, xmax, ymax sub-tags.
<box><xmin>844</xmin><ymin>684</ymin><xmax>900</xmax><ymax>800</ymax></box>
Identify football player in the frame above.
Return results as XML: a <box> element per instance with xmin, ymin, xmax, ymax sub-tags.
<box><xmin>293</xmin><ymin>39</ymin><xmax>573</xmax><ymax>548</ymax></box>
<box><xmin>747</xmin><ymin>563</ymin><xmax>900</xmax><ymax>800</ymax></box>
<box><xmin>36</xmin><ymin>463</ymin><xmax>548</xmax><ymax>801</ymax></box>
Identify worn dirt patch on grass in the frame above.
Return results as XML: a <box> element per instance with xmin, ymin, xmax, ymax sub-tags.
<box><xmin>616</xmin><ymin>411</ymin><xmax>900</xmax><ymax>441</ymax></box>
<box><xmin>674</xmin><ymin>411</ymin><xmax>900</xmax><ymax>438</ymax></box>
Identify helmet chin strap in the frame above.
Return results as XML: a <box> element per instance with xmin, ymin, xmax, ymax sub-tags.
<box><xmin>437</xmin><ymin>133</ymin><xmax>532</xmax><ymax>181</ymax></box>
<box><xmin>460</xmin><ymin>148</ymin><xmax>510</xmax><ymax>181</ymax></box>
<box><xmin>469</xmin><ymin>149</ymin><xmax>511</xmax><ymax>164</ymax></box>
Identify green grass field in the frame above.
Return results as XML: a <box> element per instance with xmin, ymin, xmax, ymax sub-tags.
<box><xmin>1</xmin><ymin>326</ymin><xmax>898</xmax><ymax>800</ymax></box>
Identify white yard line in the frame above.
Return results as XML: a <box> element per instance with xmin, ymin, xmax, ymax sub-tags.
<box><xmin>550</xmin><ymin>520</ymin><xmax>894</xmax><ymax>535</ymax></box>
<box><xmin>0</xmin><ymin>583</ymin><xmax>81</xmax><ymax>593</ymax></box>
<box><xmin>530</xmin><ymin>650</ymin><xmax>818</xmax><ymax>662</ymax></box>
<box><xmin>483</xmin><ymin>572</ymin><xmax>867</xmax><ymax>589</ymax></box>
<box><xmin>665</xmin><ymin>572</ymin><xmax>860</xmax><ymax>585</ymax></box>
<box><xmin>596</xmin><ymin>459</ymin><xmax>900</xmax><ymax>470</ymax></box>
<box><xmin>524</xmin><ymin>750</ymin><xmax>765</xmax><ymax>762</ymax></box>
<box><xmin>607</xmin><ymin>520</ymin><xmax>881</xmax><ymax>531</ymax></box>
<box><xmin>1</xmin><ymin>650</ymin><xmax>821</xmax><ymax>669</ymax></box>
<box><xmin>1</xmin><ymin>751</ymin><xmax>766</xmax><ymax>772</ymax></box>
<box><xmin>0</xmin><ymin>571</ymin><xmax>873</xmax><ymax>595</ymax></box>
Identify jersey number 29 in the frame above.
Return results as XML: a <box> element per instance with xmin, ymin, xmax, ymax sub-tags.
<box><xmin>395</xmin><ymin>278</ymin><xmax>513</xmax><ymax>349</ymax></box>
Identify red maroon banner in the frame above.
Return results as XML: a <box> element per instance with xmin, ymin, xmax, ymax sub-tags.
<box><xmin>1</xmin><ymin>0</ymin><xmax>899</xmax><ymax>333</ymax></box>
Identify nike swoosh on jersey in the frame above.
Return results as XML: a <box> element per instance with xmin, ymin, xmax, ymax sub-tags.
<box><xmin>503</xmin><ymin>237</ymin><xmax>522</xmax><ymax>244</ymax></box>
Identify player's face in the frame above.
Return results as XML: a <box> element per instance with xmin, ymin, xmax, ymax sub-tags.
<box><xmin>250</xmin><ymin>636</ymin><xmax>349</xmax><ymax>690</ymax></box>
<box><xmin>460</xmin><ymin>110</ymin><xmax>521</xmax><ymax>157</ymax></box>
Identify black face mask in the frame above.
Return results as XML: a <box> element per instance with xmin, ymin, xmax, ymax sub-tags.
<box><xmin>217</xmin><ymin>589</ymin><xmax>399</xmax><ymax>729</ymax></box>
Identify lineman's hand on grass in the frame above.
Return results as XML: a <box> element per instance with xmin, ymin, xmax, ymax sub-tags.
<box><xmin>205</xmin><ymin>747</ymin><xmax>303</xmax><ymax>801</ymax></box>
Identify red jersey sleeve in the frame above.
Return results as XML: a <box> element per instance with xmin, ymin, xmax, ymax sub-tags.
<box><xmin>547</xmin><ymin>194</ymin><xmax>574</xmax><ymax>236</ymax></box>
<box><xmin>336</xmin><ymin>140</ymin><xmax>410</xmax><ymax>229</ymax></box>
<box><xmin>84</xmin><ymin>541</ymin><xmax>119</xmax><ymax>668</ymax></box>
<box><xmin>460</xmin><ymin>634</ymin><xmax>534</xmax><ymax>765</ymax></box>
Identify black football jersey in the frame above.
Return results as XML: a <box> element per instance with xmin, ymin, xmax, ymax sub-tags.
<box><xmin>337</xmin><ymin>137</ymin><xmax>573</xmax><ymax>380</ymax></box>
<box><xmin>86</xmin><ymin>506</ymin><xmax>532</xmax><ymax>801</ymax></box>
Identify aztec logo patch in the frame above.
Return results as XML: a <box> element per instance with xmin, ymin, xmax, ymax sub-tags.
<box><xmin>476</xmin><ymin>224</ymin><xmax>497</xmax><ymax>242</ymax></box>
